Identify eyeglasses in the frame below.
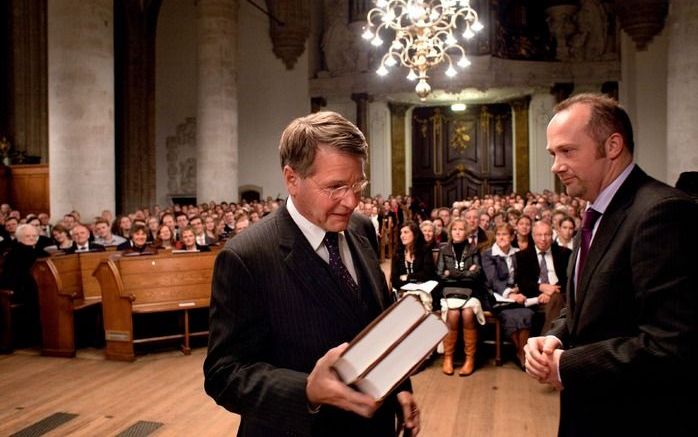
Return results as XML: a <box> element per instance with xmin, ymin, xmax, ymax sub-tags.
<box><xmin>308</xmin><ymin>178</ymin><xmax>369</xmax><ymax>201</ymax></box>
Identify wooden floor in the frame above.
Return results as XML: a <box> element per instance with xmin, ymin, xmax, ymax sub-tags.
<box><xmin>0</xmin><ymin>346</ymin><xmax>559</xmax><ymax>436</ymax></box>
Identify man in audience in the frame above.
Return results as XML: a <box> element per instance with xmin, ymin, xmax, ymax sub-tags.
<box><xmin>66</xmin><ymin>224</ymin><xmax>105</xmax><ymax>253</ymax></box>
<box><xmin>437</xmin><ymin>207</ymin><xmax>450</xmax><ymax>228</ymax></box>
<box><xmin>189</xmin><ymin>216</ymin><xmax>214</xmax><ymax>246</ymax></box>
<box><xmin>232</xmin><ymin>214</ymin><xmax>250</xmax><ymax>235</ymax></box>
<box><xmin>204</xmin><ymin>111</ymin><xmax>419</xmax><ymax>436</ymax></box>
<box><xmin>93</xmin><ymin>218</ymin><xmax>126</xmax><ymax>247</ymax></box>
<box><xmin>463</xmin><ymin>207</ymin><xmax>489</xmax><ymax>249</ymax></box>
<box><xmin>222</xmin><ymin>210</ymin><xmax>235</xmax><ymax>235</ymax></box>
<box><xmin>62</xmin><ymin>213</ymin><xmax>77</xmax><ymax>232</ymax></box>
<box><xmin>3</xmin><ymin>216</ymin><xmax>18</xmax><ymax>241</ymax></box>
<box><xmin>174</xmin><ymin>212</ymin><xmax>188</xmax><ymax>240</ymax></box>
<box><xmin>37</xmin><ymin>212</ymin><xmax>52</xmax><ymax>236</ymax></box>
<box><xmin>524</xmin><ymin>93</ymin><xmax>697</xmax><ymax>436</ymax></box>
<box><xmin>515</xmin><ymin>220</ymin><xmax>571</xmax><ymax>334</ymax></box>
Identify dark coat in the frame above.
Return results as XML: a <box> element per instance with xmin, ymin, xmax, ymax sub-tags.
<box><xmin>514</xmin><ymin>244</ymin><xmax>571</xmax><ymax>299</ymax></box>
<box><xmin>549</xmin><ymin>166</ymin><xmax>698</xmax><ymax>437</ymax></box>
<box><xmin>204</xmin><ymin>206</ymin><xmax>407</xmax><ymax>437</ymax></box>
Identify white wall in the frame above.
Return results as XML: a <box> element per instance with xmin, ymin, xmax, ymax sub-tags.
<box><xmin>237</xmin><ymin>1</ymin><xmax>310</xmax><ymax>201</ymax></box>
<box><xmin>528</xmin><ymin>92</ymin><xmax>556</xmax><ymax>193</ymax></box>
<box><xmin>368</xmin><ymin>101</ymin><xmax>391</xmax><ymax>197</ymax></box>
<box><xmin>619</xmin><ymin>30</ymin><xmax>668</xmax><ymax>183</ymax></box>
<box><xmin>155</xmin><ymin>0</ymin><xmax>198</xmax><ymax>206</ymax></box>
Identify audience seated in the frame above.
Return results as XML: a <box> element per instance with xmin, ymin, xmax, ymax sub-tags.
<box><xmin>512</xmin><ymin>215</ymin><xmax>534</xmax><ymax>250</ymax></box>
<box><xmin>390</xmin><ymin>221</ymin><xmax>436</xmax><ymax>311</ymax></box>
<box><xmin>175</xmin><ymin>226</ymin><xmax>211</xmax><ymax>252</ymax></box>
<box><xmin>93</xmin><ymin>218</ymin><xmax>127</xmax><ymax>247</ymax></box>
<box><xmin>554</xmin><ymin>215</ymin><xmax>575</xmax><ymax>250</ymax></box>
<box><xmin>65</xmin><ymin>224</ymin><xmax>105</xmax><ymax>253</ymax></box>
<box><xmin>482</xmin><ymin>223</ymin><xmax>533</xmax><ymax>368</ymax></box>
<box><xmin>47</xmin><ymin>224</ymin><xmax>73</xmax><ymax>252</ymax></box>
<box><xmin>117</xmin><ymin>223</ymin><xmax>156</xmax><ymax>255</ymax></box>
<box><xmin>514</xmin><ymin>221</ymin><xmax>571</xmax><ymax>335</ymax></box>
<box><xmin>153</xmin><ymin>224</ymin><xmax>175</xmax><ymax>250</ymax></box>
<box><xmin>437</xmin><ymin>218</ymin><xmax>490</xmax><ymax>377</ymax></box>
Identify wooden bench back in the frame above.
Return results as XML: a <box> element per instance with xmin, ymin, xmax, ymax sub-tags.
<box><xmin>105</xmin><ymin>251</ymin><xmax>215</xmax><ymax>306</ymax></box>
<box><xmin>78</xmin><ymin>251</ymin><xmax>113</xmax><ymax>299</ymax></box>
<box><xmin>34</xmin><ymin>255</ymin><xmax>82</xmax><ymax>300</ymax></box>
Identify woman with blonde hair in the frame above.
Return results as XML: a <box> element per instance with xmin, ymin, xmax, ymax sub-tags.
<box><xmin>436</xmin><ymin>217</ymin><xmax>490</xmax><ymax>376</ymax></box>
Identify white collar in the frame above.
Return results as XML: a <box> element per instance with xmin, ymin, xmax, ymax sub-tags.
<box><xmin>286</xmin><ymin>195</ymin><xmax>345</xmax><ymax>252</ymax></box>
<box><xmin>492</xmin><ymin>243</ymin><xmax>518</xmax><ymax>257</ymax></box>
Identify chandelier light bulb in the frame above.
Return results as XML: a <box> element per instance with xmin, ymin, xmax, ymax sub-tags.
<box><xmin>457</xmin><ymin>56</ymin><xmax>471</xmax><ymax>68</ymax></box>
<box><xmin>371</xmin><ymin>36</ymin><xmax>383</xmax><ymax>47</ymax></box>
<box><xmin>463</xmin><ymin>27</ymin><xmax>475</xmax><ymax>40</ymax></box>
<box><xmin>445</xmin><ymin>33</ymin><xmax>457</xmax><ymax>45</ymax></box>
<box><xmin>376</xmin><ymin>0</ymin><xmax>388</xmax><ymax>7</ymax></box>
<box><xmin>385</xmin><ymin>56</ymin><xmax>397</xmax><ymax>67</ymax></box>
<box><xmin>445</xmin><ymin>66</ymin><xmax>457</xmax><ymax>77</ymax></box>
<box><xmin>416</xmin><ymin>78</ymin><xmax>432</xmax><ymax>101</ymax></box>
<box><xmin>471</xmin><ymin>20</ymin><xmax>484</xmax><ymax>32</ymax></box>
<box><xmin>407</xmin><ymin>70</ymin><xmax>418</xmax><ymax>81</ymax></box>
<box><xmin>376</xmin><ymin>65</ymin><xmax>389</xmax><ymax>76</ymax></box>
<box><xmin>362</xmin><ymin>28</ymin><xmax>373</xmax><ymax>40</ymax></box>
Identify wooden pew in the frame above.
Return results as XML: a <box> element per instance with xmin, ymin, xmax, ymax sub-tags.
<box><xmin>32</xmin><ymin>251</ymin><xmax>111</xmax><ymax>357</ymax></box>
<box><xmin>94</xmin><ymin>251</ymin><xmax>215</xmax><ymax>361</ymax></box>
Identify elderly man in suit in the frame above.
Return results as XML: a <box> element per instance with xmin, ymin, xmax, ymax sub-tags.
<box><xmin>515</xmin><ymin>220</ymin><xmax>571</xmax><ymax>335</ymax></box>
<box><xmin>204</xmin><ymin>112</ymin><xmax>419</xmax><ymax>437</ymax></box>
<box><xmin>524</xmin><ymin>93</ymin><xmax>698</xmax><ymax>436</ymax></box>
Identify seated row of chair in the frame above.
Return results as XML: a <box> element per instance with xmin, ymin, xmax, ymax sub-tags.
<box><xmin>30</xmin><ymin>248</ymin><xmax>218</xmax><ymax>360</ymax></box>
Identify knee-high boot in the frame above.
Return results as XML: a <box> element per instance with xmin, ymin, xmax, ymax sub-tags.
<box><xmin>459</xmin><ymin>327</ymin><xmax>478</xmax><ymax>376</ymax></box>
<box><xmin>442</xmin><ymin>327</ymin><xmax>458</xmax><ymax>375</ymax></box>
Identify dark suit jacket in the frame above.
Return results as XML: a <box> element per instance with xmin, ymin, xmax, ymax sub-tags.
<box><xmin>481</xmin><ymin>247</ymin><xmax>517</xmax><ymax>295</ymax></box>
<box><xmin>514</xmin><ymin>244</ymin><xmax>571</xmax><ymax>299</ymax></box>
<box><xmin>65</xmin><ymin>241</ymin><xmax>105</xmax><ymax>254</ymax></box>
<box><xmin>548</xmin><ymin>166</ymin><xmax>698</xmax><ymax>437</ymax></box>
<box><xmin>204</xmin><ymin>206</ymin><xmax>406</xmax><ymax>437</ymax></box>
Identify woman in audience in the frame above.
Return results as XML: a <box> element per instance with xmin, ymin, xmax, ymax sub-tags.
<box><xmin>391</xmin><ymin>221</ymin><xmax>436</xmax><ymax>311</ymax></box>
<box><xmin>117</xmin><ymin>223</ymin><xmax>156</xmax><ymax>254</ymax></box>
<box><xmin>554</xmin><ymin>215</ymin><xmax>575</xmax><ymax>250</ymax></box>
<box><xmin>46</xmin><ymin>224</ymin><xmax>73</xmax><ymax>252</ymax></box>
<box><xmin>111</xmin><ymin>215</ymin><xmax>132</xmax><ymax>238</ymax></box>
<box><xmin>152</xmin><ymin>224</ymin><xmax>175</xmax><ymax>250</ymax></box>
<box><xmin>175</xmin><ymin>226</ymin><xmax>211</xmax><ymax>252</ymax></box>
<box><xmin>481</xmin><ymin>223</ymin><xmax>533</xmax><ymax>369</ymax></box>
<box><xmin>146</xmin><ymin>216</ymin><xmax>160</xmax><ymax>243</ymax></box>
<box><xmin>419</xmin><ymin>220</ymin><xmax>437</xmax><ymax>251</ymax></box>
<box><xmin>512</xmin><ymin>214</ymin><xmax>534</xmax><ymax>250</ymax></box>
<box><xmin>437</xmin><ymin>218</ymin><xmax>490</xmax><ymax>376</ymax></box>
<box><xmin>204</xmin><ymin>216</ymin><xmax>219</xmax><ymax>244</ymax></box>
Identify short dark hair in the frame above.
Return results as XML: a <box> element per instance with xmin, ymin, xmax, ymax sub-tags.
<box><xmin>279</xmin><ymin>111</ymin><xmax>367</xmax><ymax>177</ymax></box>
<box><xmin>554</xmin><ymin>93</ymin><xmax>635</xmax><ymax>154</ymax></box>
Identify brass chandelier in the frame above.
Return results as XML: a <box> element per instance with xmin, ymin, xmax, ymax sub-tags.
<box><xmin>362</xmin><ymin>0</ymin><xmax>483</xmax><ymax>101</ymax></box>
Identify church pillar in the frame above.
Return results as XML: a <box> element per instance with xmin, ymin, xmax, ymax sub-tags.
<box><xmin>48</xmin><ymin>0</ymin><xmax>114</xmax><ymax>219</ymax></box>
<box><xmin>388</xmin><ymin>103</ymin><xmax>410</xmax><ymax>196</ymax></box>
<box><xmin>666</xmin><ymin>0</ymin><xmax>698</xmax><ymax>184</ymax></box>
<box><xmin>196</xmin><ymin>0</ymin><xmax>239</xmax><ymax>203</ymax></box>
<box><xmin>511</xmin><ymin>97</ymin><xmax>531</xmax><ymax>194</ymax></box>
<box><xmin>528</xmin><ymin>92</ymin><xmax>556</xmax><ymax>194</ymax></box>
<box><xmin>351</xmin><ymin>93</ymin><xmax>371</xmax><ymax>182</ymax></box>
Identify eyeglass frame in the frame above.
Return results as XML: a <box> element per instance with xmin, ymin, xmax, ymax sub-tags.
<box><xmin>306</xmin><ymin>177</ymin><xmax>369</xmax><ymax>201</ymax></box>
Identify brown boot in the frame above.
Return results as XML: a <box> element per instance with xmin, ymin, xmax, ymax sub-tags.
<box><xmin>459</xmin><ymin>328</ymin><xmax>478</xmax><ymax>376</ymax></box>
<box><xmin>442</xmin><ymin>327</ymin><xmax>458</xmax><ymax>375</ymax></box>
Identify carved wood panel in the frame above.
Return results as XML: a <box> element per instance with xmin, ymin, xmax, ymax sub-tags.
<box><xmin>411</xmin><ymin>104</ymin><xmax>513</xmax><ymax>209</ymax></box>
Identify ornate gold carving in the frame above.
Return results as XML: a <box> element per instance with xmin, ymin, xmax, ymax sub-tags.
<box><xmin>450</xmin><ymin>119</ymin><xmax>472</xmax><ymax>153</ymax></box>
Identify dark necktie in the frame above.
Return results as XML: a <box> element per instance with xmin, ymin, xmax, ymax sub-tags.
<box><xmin>323</xmin><ymin>232</ymin><xmax>359</xmax><ymax>294</ymax></box>
<box><xmin>539</xmin><ymin>251</ymin><xmax>549</xmax><ymax>284</ymax></box>
<box><xmin>578</xmin><ymin>208</ymin><xmax>602</xmax><ymax>277</ymax></box>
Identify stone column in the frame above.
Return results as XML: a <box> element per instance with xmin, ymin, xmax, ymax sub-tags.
<box><xmin>666</xmin><ymin>0</ymin><xmax>698</xmax><ymax>184</ymax></box>
<box><xmin>48</xmin><ymin>0</ymin><xmax>114</xmax><ymax>219</ymax></box>
<box><xmin>196</xmin><ymin>0</ymin><xmax>239</xmax><ymax>203</ymax></box>
<box><xmin>368</xmin><ymin>101</ymin><xmax>391</xmax><ymax>197</ymax></box>
<box><xmin>511</xmin><ymin>97</ymin><xmax>531</xmax><ymax>194</ymax></box>
<box><xmin>388</xmin><ymin>103</ymin><xmax>410</xmax><ymax>196</ymax></box>
<box><xmin>528</xmin><ymin>92</ymin><xmax>556</xmax><ymax>194</ymax></box>
<box><xmin>352</xmin><ymin>93</ymin><xmax>371</xmax><ymax>182</ymax></box>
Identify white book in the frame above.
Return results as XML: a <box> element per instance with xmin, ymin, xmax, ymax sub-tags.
<box><xmin>332</xmin><ymin>294</ymin><xmax>448</xmax><ymax>400</ymax></box>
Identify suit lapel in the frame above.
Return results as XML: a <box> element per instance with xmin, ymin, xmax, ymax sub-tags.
<box><xmin>276</xmin><ymin>208</ymin><xmax>362</xmax><ymax>325</ymax></box>
<box><xmin>573</xmin><ymin>167</ymin><xmax>645</xmax><ymax>325</ymax></box>
<box><xmin>344</xmin><ymin>229</ymin><xmax>389</xmax><ymax>310</ymax></box>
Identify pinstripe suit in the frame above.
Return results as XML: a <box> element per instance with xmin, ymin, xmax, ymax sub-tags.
<box><xmin>204</xmin><ymin>206</ymin><xmax>405</xmax><ymax>437</ymax></box>
<box><xmin>549</xmin><ymin>167</ymin><xmax>698</xmax><ymax>437</ymax></box>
